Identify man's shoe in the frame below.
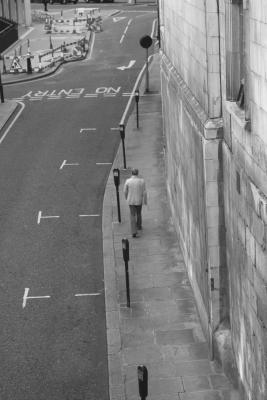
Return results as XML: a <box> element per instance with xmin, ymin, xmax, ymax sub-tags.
<box><xmin>132</xmin><ymin>233</ymin><xmax>137</xmax><ymax>238</ymax></box>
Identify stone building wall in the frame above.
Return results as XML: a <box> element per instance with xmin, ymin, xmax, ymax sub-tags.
<box><xmin>0</xmin><ymin>0</ymin><xmax>31</xmax><ymax>26</ymax></box>
<box><xmin>160</xmin><ymin>0</ymin><xmax>227</xmax><ymax>352</ymax></box>
<box><xmin>160</xmin><ymin>0</ymin><xmax>267</xmax><ymax>399</ymax></box>
<box><xmin>220</xmin><ymin>1</ymin><xmax>267</xmax><ymax>398</ymax></box>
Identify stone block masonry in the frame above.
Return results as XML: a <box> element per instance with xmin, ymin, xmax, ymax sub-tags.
<box><xmin>160</xmin><ymin>0</ymin><xmax>267</xmax><ymax>399</ymax></box>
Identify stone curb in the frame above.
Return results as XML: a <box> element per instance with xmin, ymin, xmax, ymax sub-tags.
<box><xmin>0</xmin><ymin>100</ymin><xmax>20</xmax><ymax>132</ymax></box>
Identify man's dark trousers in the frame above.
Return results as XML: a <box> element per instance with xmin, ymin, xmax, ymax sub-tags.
<box><xmin>129</xmin><ymin>205</ymin><xmax>142</xmax><ymax>235</ymax></box>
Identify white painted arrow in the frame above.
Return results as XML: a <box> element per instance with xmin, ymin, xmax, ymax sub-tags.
<box><xmin>117</xmin><ymin>60</ymin><xmax>136</xmax><ymax>71</ymax></box>
<box><xmin>113</xmin><ymin>16</ymin><xmax>126</xmax><ymax>23</ymax></box>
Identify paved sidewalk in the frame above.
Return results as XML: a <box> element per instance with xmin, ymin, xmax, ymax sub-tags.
<box><xmin>103</xmin><ymin>54</ymin><xmax>240</xmax><ymax>400</ymax></box>
<box><xmin>0</xmin><ymin>100</ymin><xmax>19</xmax><ymax>131</ymax></box>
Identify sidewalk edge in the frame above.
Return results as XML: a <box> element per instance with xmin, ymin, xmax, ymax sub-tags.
<box><xmin>0</xmin><ymin>100</ymin><xmax>20</xmax><ymax>132</ymax></box>
<box><xmin>102</xmin><ymin>53</ymin><xmax>158</xmax><ymax>400</ymax></box>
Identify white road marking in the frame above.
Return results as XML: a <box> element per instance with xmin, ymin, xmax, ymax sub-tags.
<box><xmin>120</xmin><ymin>18</ymin><xmax>133</xmax><ymax>44</ymax></box>
<box><xmin>22</xmin><ymin>288</ymin><xmax>51</xmax><ymax>309</ymax></box>
<box><xmin>37</xmin><ymin>211</ymin><xmax>60</xmax><ymax>224</ymax></box>
<box><xmin>75</xmin><ymin>293</ymin><xmax>101</xmax><ymax>297</ymax></box>
<box><xmin>79</xmin><ymin>214</ymin><xmax>100</xmax><ymax>217</ymax></box>
<box><xmin>124</xmin><ymin>10</ymin><xmax>157</xmax><ymax>13</ymax></box>
<box><xmin>96</xmin><ymin>163</ymin><xmax>112</xmax><ymax>165</ymax></box>
<box><xmin>80</xmin><ymin>128</ymin><xmax>96</xmax><ymax>132</ymax></box>
<box><xmin>110</xmin><ymin>127</ymin><xmax>119</xmax><ymax>131</ymax></box>
<box><xmin>84</xmin><ymin>94</ymin><xmax>98</xmax><ymax>98</ymax></box>
<box><xmin>117</xmin><ymin>60</ymin><xmax>136</xmax><ymax>70</ymax></box>
<box><xmin>0</xmin><ymin>101</ymin><xmax>25</xmax><ymax>145</ymax></box>
<box><xmin>84</xmin><ymin>31</ymin><xmax>95</xmax><ymax>61</ymax></box>
<box><xmin>59</xmin><ymin>160</ymin><xmax>79</xmax><ymax>169</ymax></box>
<box><xmin>113</xmin><ymin>16</ymin><xmax>126</xmax><ymax>22</ymax></box>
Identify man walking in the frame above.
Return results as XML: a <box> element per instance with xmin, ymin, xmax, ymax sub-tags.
<box><xmin>123</xmin><ymin>168</ymin><xmax>147</xmax><ymax>238</ymax></box>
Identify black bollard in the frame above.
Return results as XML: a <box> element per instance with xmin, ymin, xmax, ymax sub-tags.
<box><xmin>0</xmin><ymin>70</ymin><xmax>4</xmax><ymax>103</ymax></box>
<box><xmin>122</xmin><ymin>238</ymin><xmax>130</xmax><ymax>307</ymax></box>
<box><xmin>26</xmin><ymin>53</ymin><xmax>32</xmax><ymax>74</ymax></box>
<box><xmin>119</xmin><ymin>124</ymin><xmax>126</xmax><ymax>169</ymax></box>
<box><xmin>135</xmin><ymin>89</ymin><xmax>140</xmax><ymax>129</ymax></box>
<box><xmin>113</xmin><ymin>168</ymin><xmax>121</xmax><ymax>223</ymax></box>
<box><xmin>137</xmin><ymin>365</ymin><xmax>148</xmax><ymax>400</ymax></box>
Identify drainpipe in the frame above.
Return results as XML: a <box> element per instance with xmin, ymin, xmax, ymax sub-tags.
<box><xmin>216</xmin><ymin>0</ymin><xmax>222</xmax><ymax>118</ymax></box>
<box><xmin>203</xmin><ymin>0</ymin><xmax>223</xmax><ymax>361</ymax></box>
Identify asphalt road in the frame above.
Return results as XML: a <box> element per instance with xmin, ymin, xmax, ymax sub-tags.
<box><xmin>2</xmin><ymin>5</ymin><xmax>156</xmax><ymax>399</ymax></box>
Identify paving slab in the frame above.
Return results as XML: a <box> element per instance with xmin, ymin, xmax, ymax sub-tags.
<box><xmin>102</xmin><ymin>54</ymin><xmax>240</xmax><ymax>400</ymax></box>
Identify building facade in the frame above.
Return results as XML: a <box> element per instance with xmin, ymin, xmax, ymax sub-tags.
<box><xmin>0</xmin><ymin>0</ymin><xmax>31</xmax><ymax>26</ymax></box>
<box><xmin>159</xmin><ymin>1</ymin><xmax>267</xmax><ymax>399</ymax></box>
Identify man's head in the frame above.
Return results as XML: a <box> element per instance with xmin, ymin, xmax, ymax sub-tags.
<box><xmin>132</xmin><ymin>168</ymin><xmax>139</xmax><ymax>176</ymax></box>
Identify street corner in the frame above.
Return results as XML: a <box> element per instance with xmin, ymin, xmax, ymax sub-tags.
<box><xmin>0</xmin><ymin>99</ymin><xmax>20</xmax><ymax>132</ymax></box>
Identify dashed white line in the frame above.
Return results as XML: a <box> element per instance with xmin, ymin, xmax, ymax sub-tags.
<box><xmin>79</xmin><ymin>214</ymin><xmax>100</xmax><ymax>217</ymax></box>
<box><xmin>59</xmin><ymin>160</ymin><xmax>79</xmax><ymax>169</ymax></box>
<box><xmin>22</xmin><ymin>288</ymin><xmax>51</xmax><ymax>309</ymax></box>
<box><xmin>80</xmin><ymin>128</ymin><xmax>96</xmax><ymax>133</ymax></box>
<box><xmin>75</xmin><ymin>293</ymin><xmax>101</xmax><ymax>297</ymax></box>
<box><xmin>37</xmin><ymin>211</ymin><xmax>60</xmax><ymax>224</ymax></box>
<box><xmin>120</xmin><ymin>18</ymin><xmax>132</xmax><ymax>44</ymax></box>
<box><xmin>96</xmin><ymin>162</ymin><xmax>112</xmax><ymax>165</ymax></box>
<box><xmin>110</xmin><ymin>127</ymin><xmax>119</xmax><ymax>131</ymax></box>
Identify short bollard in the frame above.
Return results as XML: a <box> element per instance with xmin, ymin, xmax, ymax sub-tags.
<box><xmin>0</xmin><ymin>70</ymin><xmax>4</xmax><ymax>103</ymax></box>
<box><xmin>113</xmin><ymin>168</ymin><xmax>121</xmax><ymax>223</ymax></box>
<box><xmin>26</xmin><ymin>53</ymin><xmax>32</xmax><ymax>74</ymax></box>
<box><xmin>43</xmin><ymin>0</ymin><xmax>48</xmax><ymax>12</ymax></box>
<box><xmin>122</xmin><ymin>238</ymin><xmax>130</xmax><ymax>307</ymax></box>
<box><xmin>137</xmin><ymin>365</ymin><xmax>148</xmax><ymax>400</ymax></box>
<box><xmin>135</xmin><ymin>89</ymin><xmax>140</xmax><ymax>129</ymax></box>
<box><xmin>119</xmin><ymin>123</ymin><xmax>127</xmax><ymax>169</ymax></box>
